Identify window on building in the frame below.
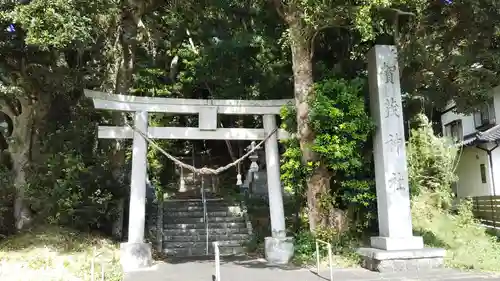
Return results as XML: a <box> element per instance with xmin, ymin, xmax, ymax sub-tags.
<box><xmin>474</xmin><ymin>101</ymin><xmax>496</xmax><ymax>129</ymax></box>
<box><xmin>480</xmin><ymin>164</ymin><xmax>487</xmax><ymax>183</ymax></box>
<box><xmin>444</xmin><ymin>120</ymin><xmax>463</xmax><ymax>142</ymax></box>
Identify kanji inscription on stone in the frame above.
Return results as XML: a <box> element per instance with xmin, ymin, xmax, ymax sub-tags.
<box><xmin>381</xmin><ymin>62</ymin><xmax>397</xmax><ymax>84</ymax></box>
<box><xmin>388</xmin><ymin>172</ymin><xmax>406</xmax><ymax>192</ymax></box>
<box><xmin>385</xmin><ymin>133</ymin><xmax>403</xmax><ymax>155</ymax></box>
<box><xmin>384</xmin><ymin>97</ymin><xmax>400</xmax><ymax>118</ymax></box>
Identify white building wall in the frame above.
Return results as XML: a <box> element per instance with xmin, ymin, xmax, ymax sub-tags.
<box><xmin>441</xmin><ymin>109</ymin><xmax>475</xmax><ymax>137</ymax></box>
<box><xmin>490</xmin><ymin>148</ymin><xmax>500</xmax><ymax>196</ymax></box>
<box><xmin>441</xmin><ymin>87</ymin><xmax>500</xmax><ymax>198</ymax></box>
<box><xmin>456</xmin><ymin>147</ymin><xmax>492</xmax><ymax>197</ymax></box>
<box><xmin>493</xmin><ymin>86</ymin><xmax>500</xmax><ymax>121</ymax></box>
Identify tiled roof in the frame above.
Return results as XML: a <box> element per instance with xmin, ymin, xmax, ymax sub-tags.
<box><xmin>477</xmin><ymin>124</ymin><xmax>500</xmax><ymax>142</ymax></box>
<box><xmin>460</xmin><ymin>124</ymin><xmax>500</xmax><ymax>146</ymax></box>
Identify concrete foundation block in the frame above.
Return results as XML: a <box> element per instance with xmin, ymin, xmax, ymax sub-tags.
<box><xmin>264</xmin><ymin>236</ymin><xmax>294</xmax><ymax>265</ymax></box>
<box><xmin>370</xmin><ymin>236</ymin><xmax>424</xmax><ymax>251</ymax></box>
<box><xmin>357</xmin><ymin>247</ymin><xmax>445</xmax><ymax>273</ymax></box>
<box><xmin>120</xmin><ymin>242</ymin><xmax>153</xmax><ymax>272</ymax></box>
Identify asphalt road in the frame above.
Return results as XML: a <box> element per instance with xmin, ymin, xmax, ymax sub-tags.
<box><xmin>123</xmin><ymin>258</ymin><xmax>500</xmax><ymax>281</ymax></box>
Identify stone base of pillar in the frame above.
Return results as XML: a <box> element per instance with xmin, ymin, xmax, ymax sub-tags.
<box><xmin>357</xmin><ymin>247</ymin><xmax>445</xmax><ymax>273</ymax></box>
<box><xmin>264</xmin><ymin>236</ymin><xmax>294</xmax><ymax>265</ymax></box>
<box><xmin>370</xmin><ymin>236</ymin><xmax>424</xmax><ymax>251</ymax></box>
<box><xmin>120</xmin><ymin>242</ymin><xmax>153</xmax><ymax>272</ymax></box>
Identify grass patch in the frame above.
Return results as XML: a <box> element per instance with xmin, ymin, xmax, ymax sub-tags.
<box><xmin>292</xmin><ymin>249</ymin><xmax>361</xmax><ymax>269</ymax></box>
<box><xmin>291</xmin><ymin>229</ymin><xmax>362</xmax><ymax>268</ymax></box>
<box><xmin>412</xmin><ymin>192</ymin><xmax>500</xmax><ymax>271</ymax></box>
<box><xmin>0</xmin><ymin>225</ymin><xmax>122</xmax><ymax>281</ymax></box>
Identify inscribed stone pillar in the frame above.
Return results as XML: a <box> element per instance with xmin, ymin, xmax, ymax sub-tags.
<box><xmin>262</xmin><ymin>114</ymin><xmax>293</xmax><ymax>265</ymax></box>
<box><xmin>367</xmin><ymin>45</ymin><xmax>423</xmax><ymax>251</ymax></box>
<box><xmin>120</xmin><ymin>111</ymin><xmax>152</xmax><ymax>271</ymax></box>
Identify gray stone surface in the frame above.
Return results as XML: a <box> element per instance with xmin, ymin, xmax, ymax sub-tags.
<box><xmin>357</xmin><ymin>247</ymin><xmax>446</xmax><ymax>273</ymax></box>
<box><xmin>123</xmin><ymin>258</ymin><xmax>500</xmax><ymax>281</ymax></box>
<box><xmin>120</xmin><ymin>242</ymin><xmax>153</xmax><ymax>272</ymax></box>
<box><xmin>128</xmin><ymin>111</ymin><xmax>148</xmax><ymax>244</ymax></box>
<box><xmin>264</xmin><ymin>237</ymin><xmax>294</xmax><ymax>265</ymax></box>
<box><xmin>161</xmin><ymin>199</ymin><xmax>251</xmax><ymax>257</ymax></box>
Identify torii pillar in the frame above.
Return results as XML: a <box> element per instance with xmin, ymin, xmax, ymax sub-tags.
<box><xmin>120</xmin><ymin>111</ymin><xmax>153</xmax><ymax>271</ymax></box>
<box><xmin>263</xmin><ymin>114</ymin><xmax>294</xmax><ymax>264</ymax></box>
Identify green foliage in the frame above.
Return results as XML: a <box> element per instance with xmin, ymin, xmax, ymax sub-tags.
<box><xmin>25</xmin><ymin>100</ymin><xmax>121</xmax><ymax>232</ymax></box>
<box><xmin>2</xmin><ymin>0</ymin><xmax>118</xmax><ymax>49</ymax></box>
<box><xmin>27</xmin><ymin>152</ymin><xmax>118</xmax><ymax>230</ymax></box>
<box><xmin>283</xmin><ymin>0</ymin><xmax>429</xmax><ymax>40</ymax></box>
<box><xmin>293</xmin><ymin>227</ymin><xmax>361</xmax><ymax>266</ymax></box>
<box><xmin>281</xmin><ymin>77</ymin><xmax>375</xmax><ymax>222</ymax></box>
<box><xmin>412</xmin><ymin>192</ymin><xmax>500</xmax><ymax>271</ymax></box>
<box><xmin>309</xmin><ymin>78</ymin><xmax>373</xmax><ymax>171</ymax></box>
<box><xmin>281</xmin><ymin>77</ymin><xmax>373</xmax><ymax>174</ymax></box>
<box><xmin>407</xmin><ymin>113</ymin><xmax>458</xmax><ymax>208</ymax></box>
<box><xmin>407</xmin><ymin>115</ymin><xmax>500</xmax><ymax>272</ymax></box>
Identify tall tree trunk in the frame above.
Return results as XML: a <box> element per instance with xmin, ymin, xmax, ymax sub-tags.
<box><xmin>288</xmin><ymin>17</ymin><xmax>326</xmax><ymax>232</ymax></box>
<box><xmin>99</xmin><ymin>8</ymin><xmax>139</xmax><ymax>187</ymax></box>
<box><xmin>6</xmin><ymin>98</ymin><xmax>35</xmax><ymax>230</ymax></box>
<box><xmin>101</xmin><ymin>6</ymin><xmax>140</xmax><ymax>239</ymax></box>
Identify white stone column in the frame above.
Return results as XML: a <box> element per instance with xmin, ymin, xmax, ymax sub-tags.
<box><xmin>367</xmin><ymin>45</ymin><xmax>423</xmax><ymax>251</ymax></box>
<box><xmin>128</xmin><ymin>111</ymin><xmax>148</xmax><ymax>243</ymax></box>
<box><xmin>120</xmin><ymin>111</ymin><xmax>152</xmax><ymax>271</ymax></box>
<box><xmin>263</xmin><ymin>114</ymin><xmax>293</xmax><ymax>265</ymax></box>
<box><xmin>357</xmin><ymin>45</ymin><xmax>445</xmax><ymax>273</ymax></box>
<box><xmin>263</xmin><ymin>114</ymin><xmax>286</xmax><ymax>236</ymax></box>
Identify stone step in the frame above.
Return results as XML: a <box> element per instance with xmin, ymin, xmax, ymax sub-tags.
<box><xmin>163</xmin><ymin>245</ymin><xmax>246</xmax><ymax>256</ymax></box>
<box><xmin>163</xmin><ymin>205</ymin><xmax>242</xmax><ymax>212</ymax></box>
<box><xmin>163</xmin><ymin>228</ymin><xmax>249</xmax><ymax>236</ymax></box>
<box><xmin>163</xmin><ymin>240</ymin><xmax>246</xmax><ymax>249</ymax></box>
<box><xmin>164</xmin><ymin>199</ymin><xmax>236</xmax><ymax>206</ymax></box>
<box><xmin>163</xmin><ymin>233</ymin><xmax>249</xmax><ymax>242</ymax></box>
<box><xmin>164</xmin><ymin>216</ymin><xmax>246</xmax><ymax>224</ymax></box>
<box><xmin>164</xmin><ymin>211</ymin><xmax>243</xmax><ymax>218</ymax></box>
<box><xmin>164</xmin><ymin>222</ymin><xmax>247</xmax><ymax>229</ymax></box>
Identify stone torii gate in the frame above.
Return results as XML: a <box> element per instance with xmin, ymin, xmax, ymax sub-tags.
<box><xmin>84</xmin><ymin>90</ymin><xmax>295</xmax><ymax>271</ymax></box>
<box><xmin>86</xmin><ymin>44</ymin><xmax>445</xmax><ymax>274</ymax></box>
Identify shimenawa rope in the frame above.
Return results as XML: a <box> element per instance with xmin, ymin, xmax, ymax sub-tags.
<box><xmin>125</xmin><ymin>123</ymin><xmax>277</xmax><ymax>175</ymax></box>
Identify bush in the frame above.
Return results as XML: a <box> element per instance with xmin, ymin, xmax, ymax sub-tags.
<box><xmin>412</xmin><ymin>192</ymin><xmax>500</xmax><ymax>271</ymax></box>
<box><xmin>408</xmin><ymin>113</ymin><xmax>500</xmax><ymax>271</ymax></box>
<box><xmin>26</xmin><ymin>152</ymin><xmax>120</xmax><ymax>232</ymax></box>
<box><xmin>293</xmin><ymin>227</ymin><xmax>361</xmax><ymax>267</ymax></box>
<box><xmin>25</xmin><ymin>99</ymin><xmax>125</xmax><ymax>233</ymax></box>
<box><xmin>280</xmin><ymin>77</ymin><xmax>375</xmax><ymax>231</ymax></box>
<box><xmin>407</xmin><ymin>113</ymin><xmax>458</xmax><ymax>208</ymax></box>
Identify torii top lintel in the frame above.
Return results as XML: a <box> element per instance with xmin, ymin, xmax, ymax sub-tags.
<box><xmin>84</xmin><ymin>90</ymin><xmax>293</xmax><ymax>115</ymax></box>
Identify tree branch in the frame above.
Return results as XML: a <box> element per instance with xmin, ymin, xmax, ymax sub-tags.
<box><xmin>270</xmin><ymin>0</ymin><xmax>287</xmax><ymax>21</ymax></box>
<box><xmin>385</xmin><ymin>7</ymin><xmax>416</xmax><ymax>47</ymax></box>
<box><xmin>381</xmin><ymin>7</ymin><xmax>415</xmax><ymax>17</ymax></box>
<box><xmin>0</xmin><ymin>98</ymin><xmax>15</xmax><ymax>120</ymax></box>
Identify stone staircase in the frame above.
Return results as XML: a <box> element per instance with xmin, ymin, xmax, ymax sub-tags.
<box><xmin>162</xmin><ymin>199</ymin><xmax>252</xmax><ymax>257</ymax></box>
